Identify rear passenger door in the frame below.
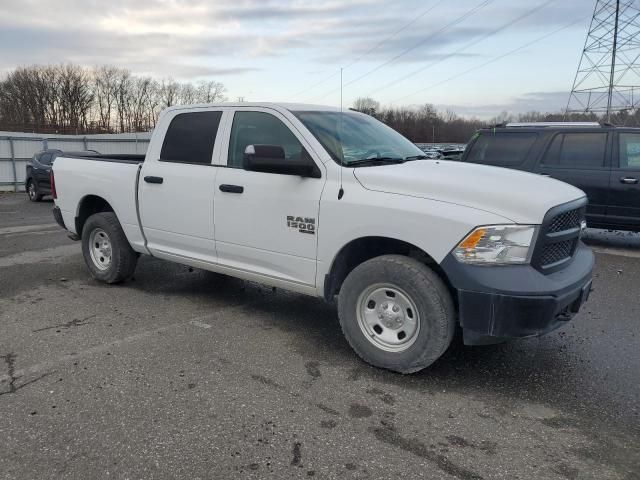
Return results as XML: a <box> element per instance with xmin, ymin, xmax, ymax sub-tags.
<box><xmin>536</xmin><ymin>131</ymin><xmax>611</xmax><ymax>224</ymax></box>
<box><xmin>609</xmin><ymin>131</ymin><xmax>640</xmax><ymax>228</ymax></box>
<box><xmin>139</xmin><ymin>108</ymin><xmax>226</xmax><ymax>264</ymax></box>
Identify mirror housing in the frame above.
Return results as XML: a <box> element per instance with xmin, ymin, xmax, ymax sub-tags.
<box><xmin>243</xmin><ymin>145</ymin><xmax>320</xmax><ymax>178</ymax></box>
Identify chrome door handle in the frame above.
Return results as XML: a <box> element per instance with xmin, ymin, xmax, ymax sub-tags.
<box><xmin>620</xmin><ymin>177</ymin><xmax>638</xmax><ymax>184</ymax></box>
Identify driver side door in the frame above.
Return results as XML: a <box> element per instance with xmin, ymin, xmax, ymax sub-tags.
<box><xmin>213</xmin><ymin>108</ymin><xmax>325</xmax><ymax>288</ymax></box>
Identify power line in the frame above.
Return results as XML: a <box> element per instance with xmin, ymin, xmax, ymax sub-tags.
<box><xmin>290</xmin><ymin>0</ymin><xmax>446</xmax><ymax>100</ymax></box>
<box><xmin>308</xmin><ymin>0</ymin><xmax>494</xmax><ymax>102</ymax></box>
<box><xmin>389</xmin><ymin>15</ymin><xmax>588</xmax><ymax>106</ymax></box>
<box><xmin>364</xmin><ymin>0</ymin><xmax>555</xmax><ymax>98</ymax></box>
<box><xmin>342</xmin><ymin>0</ymin><xmax>446</xmax><ymax>70</ymax></box>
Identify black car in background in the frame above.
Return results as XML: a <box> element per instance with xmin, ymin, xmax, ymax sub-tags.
<box><xmin>25</xmin><ymin>149</ymin><xmax>98</xmax><ymax>201</ymax></box>
<box><xmin>461</xmin><ymin>122</ymin><xmax>640</xmax><ymax>232</ymax></box>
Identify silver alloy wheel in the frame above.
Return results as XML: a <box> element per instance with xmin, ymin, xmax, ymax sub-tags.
<box><xmin>89</xmin><ymin>228</ymin><xmax>112</xmax><ymax>271</ymax></box>
<box><xmin>356</xmin><ymin>283</ymin><xmax>421</xmax><ymax>352</ymax></box>
<box><xmin>27</xmin><ymin>181</ymin><xmax>36</xmax><ymax>199</ymax></box>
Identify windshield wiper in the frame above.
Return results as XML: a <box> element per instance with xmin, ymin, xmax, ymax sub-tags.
<box><xmin>403</xmin><ymin>154</ymin><xmax>429</xmax><ymax>161</ymax></box>
<box><xmin>347</xmin><ymin>157</ymin><xmax>406</xmax><ymax>167</ymax></box>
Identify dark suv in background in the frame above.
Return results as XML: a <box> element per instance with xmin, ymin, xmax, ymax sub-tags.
<box><xmin>461</xmin><ymin>122</ymin><xmax>640</xmax><ymax>232</ymax></box>
<box><xmin>25</xmin><ymin>149</ymin><xmax>97</xmax><ymax>201</ymax></box>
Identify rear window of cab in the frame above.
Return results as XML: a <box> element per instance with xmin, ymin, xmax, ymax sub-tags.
<box><xmin>465</xmin><ymin>131</ymin><xmax>538</xmax><ymax>167</ymax></box>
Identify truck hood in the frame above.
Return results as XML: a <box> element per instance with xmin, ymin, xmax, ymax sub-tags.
<box><xmin>353</xmin><ymin>160</ymin><xmax>586</xmax><ymax>224</ymax></box>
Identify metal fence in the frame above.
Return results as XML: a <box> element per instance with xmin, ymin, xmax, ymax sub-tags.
<box><xmin>0</xmin><ymin>133</ymin><xmax>150</xmax><ymax>191</ymax></box>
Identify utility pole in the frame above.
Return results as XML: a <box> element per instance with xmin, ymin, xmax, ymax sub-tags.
<box><xmin>566</xmin><ymin>0</ymin><xmax>640</xmax><ymax>124</ymax></box>
<box><xmin>606</xmin><ymin>0</ymin><xmax>620</xmax><ymax>122</ymax></box>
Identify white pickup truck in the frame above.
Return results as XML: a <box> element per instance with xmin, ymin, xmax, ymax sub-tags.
<box><xmin>51</xmin><ymin>103</ymin><xmax>594</xmax><ymax>373</ymax></box>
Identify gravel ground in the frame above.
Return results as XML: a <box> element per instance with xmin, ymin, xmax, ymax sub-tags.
<box><xmin>0</xmin><ymin>193</ymin><xmax>638</xmax><ymax>480</ymax></box>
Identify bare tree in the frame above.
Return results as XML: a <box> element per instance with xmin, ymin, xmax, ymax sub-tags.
<box><xmin>159</xmin><ymin>78</ymin><xmax>180</xmax><ymax>108</ymax></box>
<box><xmin>196</xmin><ymin>80</ymin><xmax>227</xmax><ymax>103</ymax></box>
<box><xmin>0</xmin><ymin>64</ymin><xmax>230</xmax><ymax>134</ymax></box>
<box><xmin>93</xmin><ymin>66</ymin><xmax>119</xmax><ymax>131</ymax></box>
<box><xmin>352</xmin><ymin>97</ymin><xmax>380</xmax><ymax>116</ymax></box>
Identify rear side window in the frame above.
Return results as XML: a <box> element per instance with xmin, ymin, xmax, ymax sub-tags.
<box><xmin>160</xmin><ymin>111</ymin><xmax>222</xmax><ymax>164</ymax></box>
<box><xmin>542</xmin><ymin>133</ymin><xmax>607</xmax><ymax>168</ymax></box>
<box><xmin>465</xmin><ymin>132</ymin><xmax>537</xmax><ymax>167</ymax></box>
<box><xmin>39</xmin><ymin>152</ymin><xmax>53</xmax><ymax>165</ymax></box>
<box><xmin>618</xmin><ymin>132</ymin><xmax>640</xmax><ymax>169</ymax></box>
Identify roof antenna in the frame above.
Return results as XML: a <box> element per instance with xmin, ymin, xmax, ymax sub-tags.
<box><xmin>338</xmin><ymin>66</ymin><xmax>345</xmax><ymax>200</ymax></box>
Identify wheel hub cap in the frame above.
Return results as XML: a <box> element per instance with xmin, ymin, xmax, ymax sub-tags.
<box><xmin>357</xmin><ymin>284</ymin><xmax>420</xmax><ymax>353</ymax></box>
<box><xmin>378</xmin><ymin>301</ymin><xmax>405</xmax><ymax>329</ymax></box>
<box><xmin>89</xmin><ymin>228</ymin><xmax>112</xmax><ymax>271</ymax></box>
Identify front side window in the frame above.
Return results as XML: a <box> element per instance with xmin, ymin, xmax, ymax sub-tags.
<box><xmin>228</xmin><ymin>111</ymin><xmax>303</xmax><ymax>168</ymax></box>
<box><xmin>542</xmin><ymin>132</ymin><xmax>607</xmax><ymax>168</ymax></box>
<box><xmin>160</xmin><ymin>110</ymin><xmax>222</xmax><ymax>164</ymax></box>
<box><xmin>294</xmin><ymin>111</ymin><xmax>424</xmax><ymax>165</ymax></box>
<box><xmin>465</xmin><ymin>132</ymin><xmax>537</xmax><ymax>167</ymax></box>
<box><xmin>619</xmin><ymin>133</ymin><xmax>640</xmax><ymax>169</ymax></box>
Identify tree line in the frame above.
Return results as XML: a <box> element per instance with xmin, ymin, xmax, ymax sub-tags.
<box><xmin>350</xmin><ymin>97</ymin><xmax>633</xmax><ymax>144</ymax></box>
<box><xmin>0</xmin><ymin>65</ymin><xmax>227</xmax><ymax>134</ymax></box>
<box><xmin>1</xmin><ymin>64</ymin><xmax>630</xmax><ymax>140</ymax></box>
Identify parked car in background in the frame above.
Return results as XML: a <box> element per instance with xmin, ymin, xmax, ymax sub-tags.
<box><xmin>26</xmin><ymin>149</ymin><xmax>98</xmax><ymax>201</ymax></box>
<box><xmin>50</xmin><ymin>103</ymin><xmax>593</xmax><ymax>373</ymax></box>
<box><xmin>461</xmin><ymin>122</ymin><xmax>640</xmax><ymax>232</ymax></box>
<box><xmin>416</xmin><ymin>143</ymin><xmax>466</xmax><ymax>160</ymax></box>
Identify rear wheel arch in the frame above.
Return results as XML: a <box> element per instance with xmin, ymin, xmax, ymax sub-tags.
<box><xmin>324</xmin><ymin>236</ymin><xmax>452</xmax><ymax>302</ymax></box>
<box><xmin>75</xmin><ymin>195</ymin><xmax>115</xmax><ymax>237</ymax></box>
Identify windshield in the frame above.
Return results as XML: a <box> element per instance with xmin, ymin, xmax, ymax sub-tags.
<box><xmin>294</xmin><ymin>111</ymin><xmax>425</xmax><ymax>166</ymax></box>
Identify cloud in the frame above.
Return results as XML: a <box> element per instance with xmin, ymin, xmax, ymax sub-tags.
<box><xmin>436</xmin><ymin>91</ymin><xmax>571</xmax><ymax>119</ymax></box>
<box><xmin>0</xmin><ymin>0</ymin><xmax>591</xmax><ymax>97</ymax></box>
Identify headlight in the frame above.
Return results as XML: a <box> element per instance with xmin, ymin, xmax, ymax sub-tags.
<box><xmin>454</xmin><ymin>225</ymin><xmax>537</xmax><ymax>265</ymax></box>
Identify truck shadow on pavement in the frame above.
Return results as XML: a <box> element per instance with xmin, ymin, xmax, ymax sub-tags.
<box><xmin>122</xmin><ymin>255</ymin><xmax>621</xmax><ymax>432</ymax></box>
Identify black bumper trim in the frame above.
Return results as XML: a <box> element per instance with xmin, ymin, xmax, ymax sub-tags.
<box><xmin>440</xmin><ymin>243</ymin><xmax>594</xmax><ymax>345</ymax></box>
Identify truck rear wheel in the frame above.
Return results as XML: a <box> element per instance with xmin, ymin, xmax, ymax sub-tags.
<box><xmin>338</xmin><ymin>255</ymin><xmax>455</xmax><ymax>374</ymax></box>
<box><xmin>81</xmin><ymin>212</ymin><xmax>138</xmax><ymax>284</ymax></box>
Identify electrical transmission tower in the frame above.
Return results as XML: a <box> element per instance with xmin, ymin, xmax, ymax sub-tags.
<box><xmin>566</xmin><ymin>0</ymin><xmax>640</xmax><ymax>123</ymax></box>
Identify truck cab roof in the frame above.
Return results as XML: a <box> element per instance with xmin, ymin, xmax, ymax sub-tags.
<box><xmin>162</xmin><ymin>102</ymin><xmax>342</xmax><ymax>114</ymax></box>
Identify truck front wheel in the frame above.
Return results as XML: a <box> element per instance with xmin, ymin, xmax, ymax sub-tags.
<box><xmin>338</xmin><ymin>255</ymin><xmax>455</xmax><ymax>374</ymax></box>
<box><xmin>81</xmin><ymin>212</ymin><xmax>138</xmax><ymax>284</ymax></box>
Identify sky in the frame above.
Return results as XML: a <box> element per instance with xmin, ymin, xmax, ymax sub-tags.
<box><xmin>0</xmin><ymin>0</ymin><xmax>596</xmax><ymax>118</ymax></box>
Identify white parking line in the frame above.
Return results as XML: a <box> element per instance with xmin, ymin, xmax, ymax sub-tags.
<box><xmin>0</xmin><ymin>313</ymin><xmax>224</xmax><ymax>385</ymax></box>
<box><xmin>0</xmin><ymin>223</ymin><xmax>58</xmax><ymax>236</ymax></box>
<box><xmin>0</xmin><ymin>244</ymin><xmax>80</xmax><ymax>268</ymax></box>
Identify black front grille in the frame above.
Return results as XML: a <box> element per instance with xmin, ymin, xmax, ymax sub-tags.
<box><xmin>547</xmin><ymin>208</ymin><xmax>582</xmax><ymax>233</ymax></box>
<box><xmin>539</xmin><ymin>239</ymin><xmax>577</xmax><ymax>266</ymax></box>
<box><xmin>532</xmin><ymin>201</ymin><xmax>586</xmax><ymax>273</ymax></box>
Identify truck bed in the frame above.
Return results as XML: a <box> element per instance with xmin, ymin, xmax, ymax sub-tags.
<box><xmin>53</xmin><ymin>154</ymin><xmax>146</xmax><ymax>251</ymax></box>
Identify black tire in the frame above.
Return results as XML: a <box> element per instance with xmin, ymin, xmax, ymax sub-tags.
<box><xmin>26</xmin><ymin>179</ymin><xmax>43</xmax><ymax>202</ymax></box>
<box><xmin>338</xmin><ymin>255</ymin><xmax>455</xmax><ymax>374</ymax></box>
<box><xmin>81</xmin><ymin>212</ymin><xmax>138</xmax><ymax>284</ymax></box>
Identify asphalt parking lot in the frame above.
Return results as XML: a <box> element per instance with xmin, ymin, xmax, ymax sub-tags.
<box><xmin>0</xmin><ymin>193</ymin><xmax>639</xmax><ymax>480</ymax></box>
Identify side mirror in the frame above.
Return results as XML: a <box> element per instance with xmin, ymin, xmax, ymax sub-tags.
<box><xmin>243</xmin><ymin>145</ymin><xmax>320</xmax><ymax>178</ymax></box>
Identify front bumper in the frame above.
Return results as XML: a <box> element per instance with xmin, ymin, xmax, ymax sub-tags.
<box><xmin>440</xmin><ymin>243</ymin><xmax>594</xmax><ymax>345</ymax></box>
